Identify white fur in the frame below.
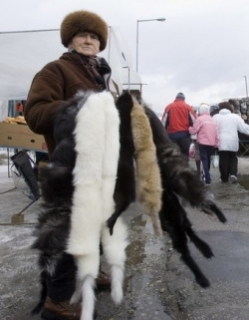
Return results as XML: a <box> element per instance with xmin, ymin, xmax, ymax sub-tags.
<box><xmin>101</xmin><ymin>217</ymin><xmax>128</xmax><ymax>304</ymax></box>
<box><xmin>81</xmin><ymin>275</ymin><xmax>96</xmax><ymax>320</ymax></box>
<box><xmin>67</xmin><ymin>93</ymin><xmax>106</xmax><ymax>256</ymax></box>
<box><xmin>65</xmin><ymin>91</ymin><xmax>125</xmax><ymax>320</ymax></box>
<box><xmin>101</xmin><ymin>92</ymin><xmax>120</xmax><ymax>221</ymax></box>
<box><xmin>111</xmin><ymin>265</ymin><xmax>124</xmax><ymax>304</ymax></box>
<box><xmin>70</xmin><ymin>252</ymin><xmax>100</xmax><ymax>305</ymax></box>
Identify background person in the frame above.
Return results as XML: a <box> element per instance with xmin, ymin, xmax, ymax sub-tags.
<box><xmin>189</xmin><ymin>103</ymin><xmax>219</xmax><ymax>185</ymax></box>
<box><xmin>24</xmin><ymin>10</ymin><xmax>116</xmax><ymax>320</ymax></box>
<box><xmin>161</xmin><ymin>92</ymin><xmax>196</xmax><ymax>160</ymax></box>
<box><xmin>213</xmin><ymin>101</ymin><xmax>249</xmax><ymax>183</ymax></box>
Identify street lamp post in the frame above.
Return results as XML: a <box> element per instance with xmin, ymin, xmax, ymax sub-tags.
<box><xmin>244</xmin><ymin>76</ymin><xmax>248</xmax><ymax>99</ymax></box>
<box><xmin>136</xmin><ymin>18</ymin><xmax>165</xmax><ymax>72</ymax></box>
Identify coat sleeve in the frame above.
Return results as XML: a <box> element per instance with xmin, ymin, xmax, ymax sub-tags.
<box><xmin>188</xmin><ymin>107</ymin><xmax>196</xmax><ymax>126</ymax></box>
<box><xmin>161</xmin><ymin>107</ymin><xmax>168</xmax><ymax>128</ymax></box>
<box><xmin>215</xmin><ymin>125</ymin><xmax>219</xmax><ymax>148</ymax></box>
<box><xmin>24</xmin><ymin>66</ymin><xmax>67</xmax><ymax>135</ymax></box>
<box><xmin>237</xmin><ymin>116</ymin><xmax>249</xmax><ymax>137</ymax></box>
<box><xmin>189</xmin><ymin>118</ymin><xmax>201</xmax><ymax>135</ymax></box>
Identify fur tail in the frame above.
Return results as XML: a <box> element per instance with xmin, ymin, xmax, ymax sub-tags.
<box><xmin>101</xmin><ymin>218</ymin><xmax>128</xmax><ymax>304</ymax></box>
<box><xmin>31</xmin><ymin>270</ymin><xmax>47</xmax><ymax>315</ymax></box>
<box><xmin>81</xmin><ymin>275</ymin><xmax>95</xmax><ymax>320</ymax></box>
<box><xmin>111</xmin><ymin>265</ymin><xmax>124</xmax><ymax>304</ymax></box>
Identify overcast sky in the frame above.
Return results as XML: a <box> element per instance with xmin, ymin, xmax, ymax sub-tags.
<box><xmin>1</xmin><ymin>0</ymin><xmax>249</xmax><ymax>113</ymax></box>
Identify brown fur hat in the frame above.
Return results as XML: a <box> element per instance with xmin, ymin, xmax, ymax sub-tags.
<box><xmin>60</xmin><ymin>10</ymin><xmax>108</xmax><ymax>51</ymax></box>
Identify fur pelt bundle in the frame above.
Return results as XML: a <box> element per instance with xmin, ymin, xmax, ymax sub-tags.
<box><xmin>32</xmin><ymin>91</ymin><xmax>163</xmax><ymax>320</ymax></box>
<box><xmin>109</xmin><ymin>94</ymin><xmax>226</xmax><ymax>288</ymax></box>
<box><xmin>32</xmin><ymin>91</ymin><xmax>227</xmax><ymax>319</ymax></box>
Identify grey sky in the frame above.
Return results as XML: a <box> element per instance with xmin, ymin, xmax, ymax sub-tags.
<box><xmin>1</xmin><ymin>0</ymin><xmax>248</xmax><ymax>113</ymax></box>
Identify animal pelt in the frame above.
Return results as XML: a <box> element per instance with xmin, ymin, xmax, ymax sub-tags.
<box><xmin>32</xmin><ymin>90</ymin><xmax>128</xmax><ymax>320</ymax></box>
<box><xmin>130</xmin><ymin>99</ymin><xmax>163</xmax><ymax>237</ymax></box>
<box><xmin>106</xmin><ymin>92</ymin><xmax>136</xmax><ymax>235</ymax></box>
<box><xmin>143</xmin><ymin>105</ymin><xmax>227</xmax><ymax>287</ymax></box>
<box><xmin>144</xmin><ymin>105</ymin><xmax>226</xmax><ymax>220</ymax></box>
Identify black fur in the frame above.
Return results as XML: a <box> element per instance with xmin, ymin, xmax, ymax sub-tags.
<box><xmin>31</xmin><ymin>93</ymin><xmax>88</xmax><ymax>314</ymax></box>
<box><xmin>107</xmin><ymin>93</ymin><xmax>136</xmax><ymax>234</ymax></box>
<box><xmin>144</xmin><ymin>105</ymin><xmax>226</xmax><ymax>220</ymax></box>
<box><xmin>31</xmin><ymin>270</ymin><xmax>48</xmax><ymax>315</ymax></box>
<box><xmin>159</xmin><ymin>189</ymin><xmax>211</xmax><ymax>288</ymax></box>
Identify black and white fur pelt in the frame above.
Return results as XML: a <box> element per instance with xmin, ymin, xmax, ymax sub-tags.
<box><xmin>143</xmin><ymin>106</ymin><xmax>227</xmax><ymax>287</ymax></box>
<box><xmin>32</xmin><ymin>91</ymin><xmax>128</xmax><ymax>320</ymax></box>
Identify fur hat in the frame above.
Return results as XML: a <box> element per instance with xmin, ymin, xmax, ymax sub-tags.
<box><xmin>175</xmin><ymin>92</ymin><xmax>185</xmax><ymax>100</ymax></box>
<box><xmin>60</xmin><ymin>10</ymin><xmax>108</xmax><ymax>51</ymax></box>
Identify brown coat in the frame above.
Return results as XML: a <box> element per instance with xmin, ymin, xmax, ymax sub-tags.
<box><xmin>24</xmin><ymin>52</ymin><xmax>105</xmax><ymax>156</ymax></box>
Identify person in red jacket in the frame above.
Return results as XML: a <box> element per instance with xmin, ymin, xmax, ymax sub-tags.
<box><xmin>161</xmin><ymin>92</ymin><xmax>196</xmax><ymax>160</ymax></box>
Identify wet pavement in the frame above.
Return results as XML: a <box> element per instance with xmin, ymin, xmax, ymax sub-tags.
<box><xmin>1</xmin><ymin>153</ymin><xmax>249</xmax><ymax>320</ymax></box>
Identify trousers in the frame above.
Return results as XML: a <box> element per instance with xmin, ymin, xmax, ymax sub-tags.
<box><xmin>218</xmin><ymin>150</ymin><xmax>238</xmax><ymax>182</ymax></box>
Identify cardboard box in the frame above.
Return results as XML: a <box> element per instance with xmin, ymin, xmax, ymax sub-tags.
<box><xmin>0</xmin><ymin>122</ymin><xmax>47</xmax><ymax>152</ymax></box>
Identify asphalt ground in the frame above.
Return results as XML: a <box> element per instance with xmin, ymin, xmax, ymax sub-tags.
<box><xmin>1</xmin><ymin>152</ymin><xmax>249</xmax><ymax>320</ymax></box>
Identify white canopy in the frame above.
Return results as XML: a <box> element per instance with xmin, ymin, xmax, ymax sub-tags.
<box><xmin>0</xmin><ymin>27</ymin><xmax>142</xmax><ymax>101</ymax></box>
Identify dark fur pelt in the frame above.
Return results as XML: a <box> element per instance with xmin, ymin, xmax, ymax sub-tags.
<box><xmin>144</xmin><ymin>105</ymin><xmax>226</xmax><ymax>219</ymax></box>
<box><xmin>107</xmin><ymin>92</ymin><xmax>136</xmax><ymax>234</ymax></box>
<box><xmin>32</xmin><ymin>94</ymin><xmax>85</xmax><ymax>269</ymax></box>
<box><xmin>143</xmin><ymin>105</ymin><xmax>227</xmax><ymax>287</ymax></box>
<box><xmin>159</xmin><ymin>186</ymin><xmax>212</xmax><ymax>287</ymax></box>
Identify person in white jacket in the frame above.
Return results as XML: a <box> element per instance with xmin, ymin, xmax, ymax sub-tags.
<box><xmin>213</xmin><ymin>102</ymin><xmax>249</xmax><ymax>183</ymax></box>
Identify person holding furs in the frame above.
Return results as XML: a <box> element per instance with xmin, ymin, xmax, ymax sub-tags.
<box><xmin>24</xmin><ymin>9</ymin><xmax>228</xmax><ymax>320</ymax></box>
<box><xmin>25</xmin><ymin>10</ymin><xmax>120</xmax><ymax>320</ymax></box>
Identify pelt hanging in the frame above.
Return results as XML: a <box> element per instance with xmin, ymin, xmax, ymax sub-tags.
<box><xmin>130</xmin><ymin>99</ymin><xmax>163</xmax><ymax>237</ymax></box>
<box><xmin>144</xmin><ymin>105</ymin><xmax>227</xmax><ymax>287</ymax></box>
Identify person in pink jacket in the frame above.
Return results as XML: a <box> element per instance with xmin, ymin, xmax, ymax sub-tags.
<box><xmin>189</xmin><ymin>103</ymin><xmax>219</xmax><ymax>185</ymax></box>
